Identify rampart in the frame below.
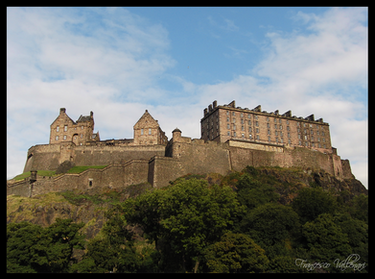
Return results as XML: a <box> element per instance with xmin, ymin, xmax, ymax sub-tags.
<box><xmin>24</xmin><ymin>143</ymin><xmax>166</xmax><ymax>173</ymax></box>
<box><xmin>9</xmin><ymin>130</ymin><xmax>355</xmax><ymax>197</ymax></box>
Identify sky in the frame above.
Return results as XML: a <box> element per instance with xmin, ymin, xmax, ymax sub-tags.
<box><xmin>7</xmin><ymin>7</ymin><xmax>368</xmax><ymax>187</ymax></box>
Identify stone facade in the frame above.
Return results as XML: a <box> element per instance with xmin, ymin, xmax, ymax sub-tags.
<box><xmin>201</xmin><ymin>100</ymin><xmax>332</xmax><ymax>154</ymax></box>
<box><xmin>8</xmin><ymin>101</ymin><xmax>357</xmax><ymax>197</ymax></box>
<box><xmin>50</xmin><ymin>108</ymin><xmax>100</xmax><ymax>146</ymax></box>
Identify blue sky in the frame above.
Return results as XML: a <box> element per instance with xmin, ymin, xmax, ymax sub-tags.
<box><xmin>7</xmin><ymin>7</ymin><xmax>368</xmax><ymax>187</ymax></box>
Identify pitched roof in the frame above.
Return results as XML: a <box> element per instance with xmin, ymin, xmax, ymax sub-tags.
<box><xmin>133</xmin><ymin>110</ymin><xmax>160</xmax><ymax>129</ymax></box>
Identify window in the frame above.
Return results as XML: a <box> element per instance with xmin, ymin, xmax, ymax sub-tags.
<box><xmin>227</xmin><ymin>111</ymin><xmax>229</xmax><ymax>115</ymax></box>
<box><xmin>241</xmin><ymin>113</ymin><xmax>243</xmax><ymax>118</ymax></box>
<box><xmin>255</xmin><ymin>115</ymin><xmax>258</xmax><ymax>120</ymax></box>
<box><xmin>275</xmin><ymin>131</ymin><xmax>278</xmax><ymax>136</ymax></box>
<box><xmin>233</xmin><ymin>132</ymin><xmax>236</xmax><ymax>137</ymax></box>
<box><xmin>256</xmin><ymin>128</ymin><xmax>259</xmax><ymax>133</ymax></box>
<box><xmin>149</xmin><ymin>128</ymin><xmax>152</xmax><ymax>135</ymax></box>
<box><xmin>227</xmin><ymin>124</ymin><xmax>230</xmax><ymax>129</ymax></box>
<box><xmin>256</xmin><ymin>121</ymin><xmax>259</xmax><ymax>127</ymax></box>
<box><xmin>249</xmin><ymin>127</ymin><xmax>252</xmax><ymax>133</ymax></box>
<box><xmin>267</xmin><ymin>123</ymin><xmax>270</xmax><ymax>128</ymax></box>
<box><xmin>241</xmin><ymin>126</ymin><xmax>244</xmax><ymax>131</ymax></box>
<box><xmin>249</xmin><ymin>134</ymin><xmax>252</xmax><ymax>139</ymax></box>
<box><xmin>275</xmin><ymin>124</ymin><xmax>277</xmax><ymax>129</ymax></box>
<box><xmin>55</xmin><ymin>136</ymin><xmax>59</xmax><ymax>141</ymax></box>
<box><xmin>248</xmin><ymin>114</ymin><xmax>251</xmax><ymax>119</ymax></box>
<box><xmin>56</xmin><ymin>126</ymin><xmax>59</xmax><ymax>132</ymax></box>
<box><xmin>233</xmin><ymin>118</ymin><xmax>236</xmax><ymax>123</ymax></box>
<box><xmin>64</xmin><ymin>125</ymin><xmax>68</xmax><ymax>132</ymax></box>
<box><xmin>227</xmin><ymin>131</ymin><xmax>230</xmax><ymax>136</ymax></box>
<box><xmin>267</xmin><ymin>117</ymin><xmax>269</xmax><ymax>122</ymax></box>
<box><xmin>227</xmin><ymin>117</ymin><xmax>230</xmax><ymax>122</ymax></box>
<box><xmin>232</xmin><ymin>112</ymin><xmax>235</xmax><ymax>116</ymax></box>
<box><xmin>81</xmin><ymin>126</ymin><xmax>83</xmax><ymax>130</ymax></box>
<box><xmin>242</xmin><ymin>133</ymin><xmax>245</xmax><ymax>138</ymax></box>
<box><xmin>268</xmin><ymin>130</ymin><xmax>271</xmax><ymax>135</ymax></box>
<box><xmin>268</xmin><ymin>136</ymin><xmax>271</xmax><ymax>142</ymax></box>
<box><xmin>248</xmin><ymin>120</ymin><xmax>251</xmax><ymax>125</ymax></box>
<box><xmin>241</xmin><ymin>119</ymin><xmax>244</xmax><ymax>124</ymax></box>
<box><xmin>279</xmin><ymin>119</ymin><xmax>282</xmax><ymax>123</ymax></box>
<box><xmin>63</xmin><ymin>135</ymin><xmax>67</xmax><ymax>140</ymax></box>
<box><xmin>256</xmin><ymin>135</ymin><xmax>259</xmax><ymax>140</ymax></box>
<box><xmin>141</xmin><ymin>128</ymin><xmax>144</xmax><ymax>135</ymax></box>
<box><xmin>280</xmin><ymin>125</ymin><xmax>283</xmax><ymax>130</ymax></box>
<box><xmin>233</xmin><ymin>124</ymin><xmax>236</xmax><ymax>130</ymax></box>
<box><xmin>287</xmin><ymin>126</ymin><xmax>290</xmax><ymax>131</ymax></box>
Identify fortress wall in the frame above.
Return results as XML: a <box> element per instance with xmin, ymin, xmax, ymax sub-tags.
<box><xmin>7</xmin><ymin>180</ymin><xmax>30</xmax><ymax>197</ymax></box>
<box><xmin>341</xmin><ymin>159</ymin><xmax>354</xmax><ymax>179</ymax></box>
<box><xmin>24</xmin><ymin>143</ymin><xmax>166</xmax><ymax>172</ymax></box>
<box><xmin>149</xmin><ymin>156</ymin><xmax>183</xmax><ymax>188</ymax></box>
<box><xmin>73</xmin><ymin>145</ymin><xmax>165</xmax><ymax>166</ymax></box>
<box><xmin>175</xmin><ymin>141</ymin><xmax>231</xmax><ymax>176</ymax></box>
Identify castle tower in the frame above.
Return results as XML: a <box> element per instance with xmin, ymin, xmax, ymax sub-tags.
<box><xmin>49</xmin><ymin>108</ymin><xmax>99</xmax><ymax>145</ymax></box>
<box><xmin>133</xmin><ymin>110</ymin><xmax>168</xmax><ymax>145</ymax></box>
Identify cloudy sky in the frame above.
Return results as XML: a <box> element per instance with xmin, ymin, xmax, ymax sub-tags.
<box><xmin>7</xmin><ymin>7</ymin><xmax>368</xmax><ymax>187</ymax></box>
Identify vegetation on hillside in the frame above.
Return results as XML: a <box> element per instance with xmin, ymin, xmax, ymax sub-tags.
<box><xmin>7</xmin><ymin>166</ymin><xmax>368</xmax><ymax>273</ymax></box>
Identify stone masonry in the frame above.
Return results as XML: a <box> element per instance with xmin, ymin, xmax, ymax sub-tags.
<box><xmin>7</xmin><ymin>101</ymin><xmax>356</xmax><ymax>197</ymax></box>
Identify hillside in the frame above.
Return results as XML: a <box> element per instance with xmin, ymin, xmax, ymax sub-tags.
<box><xmin>7</xmin><ymin>166</ymin><xmax>368</xmax><ymax>273</ymax></box>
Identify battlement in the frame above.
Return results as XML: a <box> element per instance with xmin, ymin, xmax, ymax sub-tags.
<box><xmin>8</xmin><ymin>101</ymin><xmax>354</xmax><ymax>197</ymax></box>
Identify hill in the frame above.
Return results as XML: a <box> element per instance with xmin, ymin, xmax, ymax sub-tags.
<box><xmin>7</xmin><ymin>166</ymin><xmax>368</xmax><ymax>273</ymax></box>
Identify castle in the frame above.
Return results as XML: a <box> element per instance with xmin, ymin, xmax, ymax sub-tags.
<box><xmin>7</xmin><ymin>100</ymin><xmax>354</xmax><ymax>197</ymax></box>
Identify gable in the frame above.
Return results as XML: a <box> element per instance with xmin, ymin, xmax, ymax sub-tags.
<box><xmin>50</xmin><ymin>112</ymin><xmax>75</xmax><ymax>127</ymax></box>
<box><xmin>133</xmin><ymin>110</ymin><xmax>160</xmax><ymax>130</ymax></box>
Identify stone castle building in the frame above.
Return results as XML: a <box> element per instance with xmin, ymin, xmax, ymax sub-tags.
<box><xmin>201</xmin><ymin>100</ymin><xmax>331</xmax><ymax>153</ymax></box>
<box><xmin>8</xmin><ymin>100</ymin><xmax>355</xmax><ymax>197</ymax></box>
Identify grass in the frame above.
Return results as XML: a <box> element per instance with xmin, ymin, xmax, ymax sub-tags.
<box><xmin>66</xmin><ymin>165</ymin><xmax>107</xmax><ymax>174</ymax></box>
<box><xmin>11</xmin><ymin>165</ymin><xmax>108</xmax><ymax>181</ymax></box>
<box><xmin>13</xmin><ymin>170</ymin><xmax>57</xmax><ymax>181</ymax></box>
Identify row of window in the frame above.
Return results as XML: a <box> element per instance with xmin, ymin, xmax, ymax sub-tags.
<box><xmin>55</xmin><ymin>134</ymin><xmax>84</xmax><ymax>141</ymax></box>
<box><xmin>56</xmin><ymin>125</ymin><xmax>85</xmax><ymax>132</ymax></box>
<box><xmin>140</xmin><ymin>128</ymin><xmax>152</xmax><ymax>135</ymax></box>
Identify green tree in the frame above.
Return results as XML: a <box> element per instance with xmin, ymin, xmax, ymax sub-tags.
<box><xmin>7</xmin><ymin>219</ymin><xmax>85</xmax><ymax>273</ymax></box>
<box><xmin>333</xmin><ymin>213</ymin><xmax>368</xmax><ymax>267</ymax></box>
<box><xmin>235</xmin><ymin>173</ymin><xmax>279</xmax><ymax>210</ymax></box>
<box><xmin>302</xmin><ymin>213</ymin><xmax>352</xmax><ymax>266</ymax></box>
<box><xmin>348</xmin><ymin>194</ymin><xmax>368</xmax><ymax>223</ymax></box>
<box><xmin>121</xmin><ymin>178</ymin><xmax>245</xmax><ymax>272</ymax></box>
<box><xmin>292</xmin><ymin>187</ymin><xmax>337</xmax><ymax>224</ymax></box>
<box><xmin>72</xmin><ymin>238</ymin><xmax>138</xmax><ymax>273</ymax></box>
<box><xmin>241</xmin><ymin>203</ymin><xmax>300</xmax><ymax>258</ymax></box>
<box><xmin>204</xmin><ymin>232</ymin><xmax>269</xmax><ymax>273</ymax></box>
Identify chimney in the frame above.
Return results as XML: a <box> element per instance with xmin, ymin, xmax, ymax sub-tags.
<box><xmin>60</xmin><ymin>108</ymin><xmax>66</xmax><ymax>114</ymax></box>
<box><xmin>90</xmin><ymin>111</ymin><xmax>93</xmax><ymax>118</ymax></box>
<box><xmin>213</xmin><ymin>100</ymin><xmax>217</xmax><ymax>109</ymax></box>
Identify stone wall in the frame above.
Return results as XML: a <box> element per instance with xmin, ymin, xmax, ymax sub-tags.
<box><xmin>24</xmin><ymin>143</ymin><xmax>166</xmax><ymax>172</ymax></box>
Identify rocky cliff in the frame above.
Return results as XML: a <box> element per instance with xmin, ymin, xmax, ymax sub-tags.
<box><xmin>7</xmin><ymin>166</ymin><xmax>367</xmax><ymax>241</ymax></box>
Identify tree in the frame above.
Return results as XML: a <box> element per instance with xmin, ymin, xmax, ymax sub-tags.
<box><xmin>7</xmin><ymin>219</ymin><xmax>85</xmax><ymax>273</ymax></box>
<box><xmin>204</xmin><ymin>232</ymin><xmax>269</xmax><ymax>273</ymax></box>
<box><xmin>292</xmin><ymin>187</ymin><xmax>337</xmax><ymax>224</ymax></box>
<box><xmin>235</xmin><ymin>173</ymin><xmax>279</xmax><ymax>210</ymax></box>
<box><xmin>302</xmin><ymin>213</ymin><xmax>352</xmax><ymax>266</ymax></box>
<box><xmin>121</xmin><ymin>178</ymin><xmax>245</xmax><ymax>272</ymax></box>
<box><xmin>240</xmin><ymin>203</ymin><xmax>300</xmax><ymax>258</ymax></box>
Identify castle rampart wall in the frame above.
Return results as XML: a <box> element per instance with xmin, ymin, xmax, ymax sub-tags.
<box><xmin>24</xmin><ymin>143</ymin><xmax>166</xmax><ymax>172</ymax></box>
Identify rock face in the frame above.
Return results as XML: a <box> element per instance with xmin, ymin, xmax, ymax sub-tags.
<box><xmin>7</xmin><ymin>183</ymin><xmax>152</xmax><ymax>240</ymax></box>
<box><xmin>7</xmin><ymin>167</ymin><xmax>367</xmax><ymax>241</ymax></box>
